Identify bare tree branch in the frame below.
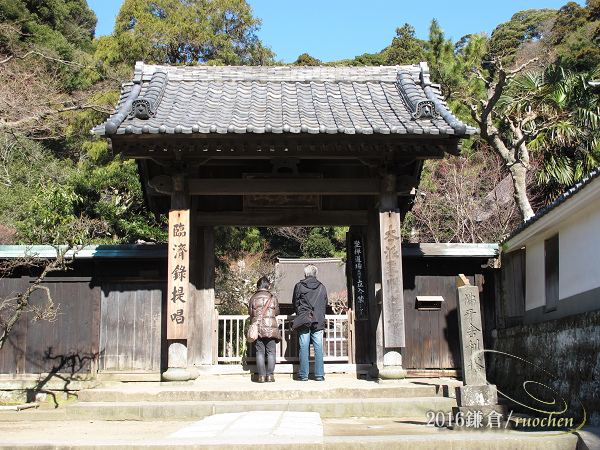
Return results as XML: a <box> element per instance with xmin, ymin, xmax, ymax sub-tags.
<box><xmin>0</xmin><ymin>245</ymin><xmax>72</xmax><ymax>350</ymax></box>
<box><xmin>507</xmin><ymin>57</ymin><xmax>540</xmax><ymax>77</ymax></box>
<box><xmin>0</xmin><ymin>218</ymin><xmax>107</xmax><ymax>351</ymax></box>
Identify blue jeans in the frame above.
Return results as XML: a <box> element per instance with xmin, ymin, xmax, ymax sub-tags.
<box><xmin>255</xmin><ymin>338</ymin><xmax>277</xmax><ymax>377</ymax></box>
<box><xmin>298</xmin><ymin>327</ymin><xmax>324</xmax><ymax>379</ymax></box>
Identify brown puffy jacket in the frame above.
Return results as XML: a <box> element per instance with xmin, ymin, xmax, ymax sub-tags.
<box><xmin>248</xmin><ymin>289</ymin><xmax>281</xmax><ymax>341</ymax></box>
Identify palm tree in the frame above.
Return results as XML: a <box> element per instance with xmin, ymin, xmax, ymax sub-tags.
<box><xmin>504</xmin><ymin>65</ymin><xmax>600</xmax><ymax>202</ymax></box>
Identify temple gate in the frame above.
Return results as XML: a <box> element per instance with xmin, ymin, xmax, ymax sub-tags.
<box><xmin>92</xmin><ymin>62</ymin><xmax>477</xmax><ymax>380</ymax></box>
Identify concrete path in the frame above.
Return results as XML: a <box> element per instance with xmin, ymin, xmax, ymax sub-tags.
<box><xmin>169</xmin><ymin>411</ymin><xmax>323</xmax><ymax>445</ymax></box>
<box><xmin>0</xmin><ymin>412</ymin><xmax>588</xmax><ymax>449</ymax></box>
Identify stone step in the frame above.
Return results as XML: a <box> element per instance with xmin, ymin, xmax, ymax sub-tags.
<box><xmin>66</xmin><ymin>396</ymin><xmax>458</xmax><ymax>420</ymax></box>
<box><xmin>77</xmin><ymin>383</ymin><xmax>446</xmax><ymax>403</ymax></box>
<box><xmin>67</xmin><ymin>377</ymin><xmax>462</xmax><ymax>421</ymax></box>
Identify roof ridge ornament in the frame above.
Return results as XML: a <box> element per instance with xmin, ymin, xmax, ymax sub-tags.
<box><xmin>396</xmin><ymin>71</ymin><xmax>438</xmax><ymax>119</ymax></box>
<box><xmin>417</xmin><ymin>62</ymin><xmax>470</xmax><ymax>135</ymax></box>
<box><xmin>412</xmin><ymin>100</ymin><xmax>438</xmax><ymax>119</ymax></box>
<box><xmin>129</xmin><ymin>71</ymin><xmax>168</xmax><ymax>120</ymax></box>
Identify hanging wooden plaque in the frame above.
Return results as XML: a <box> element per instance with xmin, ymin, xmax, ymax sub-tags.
<box><xmin>350</xmin><ymin>234</ymin><xmax>368</xmax><ymax>320</ymax></box>
<box><xmin>167</xmin><ymin>209</ymin><xmax>190</xmax><ymax>339</ymax></box>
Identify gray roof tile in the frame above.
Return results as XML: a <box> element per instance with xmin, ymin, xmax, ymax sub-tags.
<box><xmin>502</xmin><ymin>166</ymin><xmax>600</xmax><ymax>244</ymax></box>
<box><xmin>93</xmin><ymin>62</ymin><xmax>478</xmax><ymax>138</ymax></box>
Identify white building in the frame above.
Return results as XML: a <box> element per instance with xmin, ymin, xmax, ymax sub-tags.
<box><xmin>502</xmin><ymin>167</ymin><xmax>600</xmax><ymax>324</ymax></box>
<box><xmin>493</xmin><ymin>168</ymin><xmax>600</xmax><ymax>426</ymax></box>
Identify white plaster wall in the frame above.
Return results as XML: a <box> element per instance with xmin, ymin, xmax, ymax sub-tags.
<box><xmin>525</xmin><ymin>240</ymin><xmax>546</xmax><ymax>311</ymax></box>
<box><xmin>501</xmin><ymin>182</ymin><xmax>600</xmax><ymax>425</ymax></box>
<box><xmin>559</xmin><ymin>205</ymin><xmax>600</xmax><ymax>298</ymax></box>
<box><xmin>522</xmin><ymin>192</ymin><xmax>600</xmax><ymax>311</ymax></box>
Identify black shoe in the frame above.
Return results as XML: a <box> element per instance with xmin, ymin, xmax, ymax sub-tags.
<box><xmin>315</xmin><ymin>376</ymin><xmax>325</xmax><ymax>381</ymax></box>
<box><xmin>257</xmin><ymin>376</ymin><xmax>266</xmax><ymax>383</ymax></box>
<box><xmin>266</xmin><ymin>375</ymin><xmax>275</xmax><ymax>382</ymax></box>
<box><xmin>296</xmin><ymin>377</ymin><xmax>308</xmax><ymax>381</ymax></box>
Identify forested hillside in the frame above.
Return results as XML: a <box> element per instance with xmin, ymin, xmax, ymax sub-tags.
<box><xmin>1</xmin><ymin>0</ymin><xmax>599</xmax><ymax>251</ymax></box>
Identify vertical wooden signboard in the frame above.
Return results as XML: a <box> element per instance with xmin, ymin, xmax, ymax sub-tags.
<box><xmin>350</xmin><ymin>234</ymin><xmax>368</xmax><ymax>320</ymax></box>
<box><xmin>168</xmin><ymin>209</ymin><xmax>189</xmax><ymax>339</ymax></box>
<box><xmin>379</xmin><ymin>210</ymin><xmax>406</xmax><ymax>348</ymax></box>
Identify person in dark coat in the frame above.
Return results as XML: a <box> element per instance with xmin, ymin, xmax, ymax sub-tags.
<box><xmin>292</xmin><ymin>264</ymin><xmax>328</xmax><ymax>381</ymax></box>
<box><xmin>248</xmin><ymin>276</ymin><xmax>281</xmax><ymax>383</ymax></box>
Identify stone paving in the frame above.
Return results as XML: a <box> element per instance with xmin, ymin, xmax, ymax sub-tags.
<box><xmin>169</xmin><ymin>411</ymin><xmax>323</xmax><ymax>445</ymax></box>
<box><xmin>0</xmin><ymin>411</ymin><xmax>592</xmax><ymax>449</ymax></box>
<box><xmin>0</xmin><ymin>375</ymin><xmax>596</xmax><ymax>448</ymax></box>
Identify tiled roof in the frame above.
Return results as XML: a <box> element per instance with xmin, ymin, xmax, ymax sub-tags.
<box><xmin>0</xmin><ymin>243</ymin><xmax>499</xmax><ymax>259</ymax></box>
<box><xmin>402</xmin><ymin>243</ymin><xmax>499</xmax><ymax>258</ymax></box>
<box><xmin>92</xmin><ymin>62</ymin><xmax>477</xmax><ymax>138</ymax></box>
<box><xmin>502</xmin><ymin>166</ymin><xmax>600</xmax><ymax>243</ymax></box>
<box><xmin>0</xmin><ymin>245</ymin><xmax>167</xmax><ymax>259</ymax></box>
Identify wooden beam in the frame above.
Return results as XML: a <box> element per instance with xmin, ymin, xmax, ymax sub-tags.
<box><xmin>186</xmin><ymin>178</ymin><xmax>416</xmax><ymax>195</ymax></box>
<box><xmin>194</xmin><ymin>210</ymin><xmax>368</xmax><ymax>226</ymax></box>
<box><xmin>111</xmin><ymin>133</ymin><xmax>456</xmax><ymax>155</ymax></box>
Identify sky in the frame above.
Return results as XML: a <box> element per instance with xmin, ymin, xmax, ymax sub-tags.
<box><xmin>87</xmin><ymin>0</ymin><xmax>570</xmax><ymax>64</ymax></box>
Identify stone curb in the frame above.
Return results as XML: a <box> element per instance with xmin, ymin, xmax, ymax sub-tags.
<box><xmin>77</xmin><ymin>385</ymin><xmax>444</xmax><ymax>403</ymax></box>
<box><xmin>63</xmin><ymin>397</ymin><xmax>457</xmax><ymax>420</ymax></box>
<box><xmin>0</xmin><ymin>431</ymin><xmax>579</xmax><ymax>449</ymax></box>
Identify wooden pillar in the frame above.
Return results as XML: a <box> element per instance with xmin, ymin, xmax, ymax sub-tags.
<box><xmin>187</xmin><ymin>225</ymin><xmax>215</xmax><ymax>372</ymax></box>
<box><xmin>348</xmin><ymin>225</ymin><xmax>369</xmax><ymax>365</ymax></box>
<box><xmin>366</xmin><ymin>198</ymin><xmax>384</xmax><ymax>377</ymax></box>
<box><xmin>163</xmin><ymin>171</ymin><xmax>193</xmax><ymax>381</ymax></box>
<box><xmin>378</xmin><ymin>173</ymin><xmax>407</xmax><ymax>380</ymax></box>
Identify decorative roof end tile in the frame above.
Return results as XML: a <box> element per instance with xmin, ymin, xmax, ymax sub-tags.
<box><xmin>412</xmin><ymin>100</ymin><xmax>438</xmax><ymax>119</ymax></box>
<box><xmin>396</xmin><ymin>71</ymin><xmax>437</xmax><ymax>119</ymax></box>
<box><xmin>128</xmin><ymin>71</ymin><xmax>167</xmax><ymax>120</ymax></box>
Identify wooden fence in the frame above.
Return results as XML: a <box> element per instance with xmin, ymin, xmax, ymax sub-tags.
<box><xmin>215</xmin><ymin>313</ymin><xmax>351</xmax><ymax>364</ymax></box>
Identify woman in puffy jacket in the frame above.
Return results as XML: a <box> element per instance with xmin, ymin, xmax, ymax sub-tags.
<box><xmin>248</xmin><ymin>276</ymin><xmax>281</xmax><ymax>383</ymax></box>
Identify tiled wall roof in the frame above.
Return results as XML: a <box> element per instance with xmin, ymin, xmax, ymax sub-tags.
<box><xmin>92</xmin><ymin>62</ymin><xmax>477</xmax><ymax>138</ymax></box>
<box><xmin>502</xmin><ymin>166</ymin><xmax>600</xmax><ymax>244</ymax></box>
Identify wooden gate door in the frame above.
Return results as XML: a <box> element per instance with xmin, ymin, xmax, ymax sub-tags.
<box><xmin>403</xmin><ymin>269</ymin><xmax>462</xmax><ymax>374</ymax></box>
<box><xmin>98</xmin><ymin>283</ymin><xmax>165</xmax><ymax>376</ymax></box>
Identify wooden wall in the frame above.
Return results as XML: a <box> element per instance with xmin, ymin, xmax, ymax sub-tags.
<box><xmin>0</xmin><ymin>275</ymin><xmax>99</xmax><ymax>375</ymax></box>
<box><xmin>350</xmin><ymin>252</ymin><xmax>497</xmax><ymax>374</ymax></box>
<box><xmin>1</xmin><ymin>249</ymin><xmax>497</xmax><ymax>377</ymax></box>
<box><xmin>0</xmin><ymin>277</ymin><xmax>27</xmax><ymax>374</ymax></box>
<box><xmin>402</xmin><ymin>257</ymin><xmax>497</xmax><ymax>373</ymax></box>
<box><xmin>98</xmin><ymin>283</ymin><xmax>164</xmax><ymax>372</ymax></box>
<box><xmin>0</xmin><ymin>258</ymin><xmax>167</xmax><ymax>376</ymax></box>
<box><xmin>498</xmin><ymin>248</ymin><xmax>526</xmax><ymax>328</ymax></box>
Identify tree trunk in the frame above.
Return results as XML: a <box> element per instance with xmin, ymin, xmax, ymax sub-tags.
<box><xmin>508</xmin><ymin>162</ymin><xmax>535</xmax><ymax>222</ymax></box>
<box><xmin>471</xmin><ymin>78</ymin><xmax>536</xmax><ymax>223</ymax></box>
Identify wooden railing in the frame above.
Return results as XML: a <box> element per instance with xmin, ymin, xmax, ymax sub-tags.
<box><xmin>215</xmin><ymin>313</ymin><xmax>351</xmax><ymax>364</ymax></box>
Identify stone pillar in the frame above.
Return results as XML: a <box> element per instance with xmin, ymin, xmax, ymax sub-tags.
<box><xmin>453</xmin><ymin>275</ymin><xmax>506</xmax><ymax>426</ymax></box>
<box><xmin>163</xmin><ymin>341</ymin><xmax>191</xmax><ymax>381</ymax></box>
<box><xmin>456</xmin><ymin>275</ymin><xmax>487</xmax><ymax>387</ymax></box>
<box><xmin>378</xmin><ymin>174</ymin><xmax>407</xmax><ymax>380</ymax></box>
<box><xmin>163</xmin><ymin>172</ymin><xmax>192</xmax><ymax>382</ymax></box>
